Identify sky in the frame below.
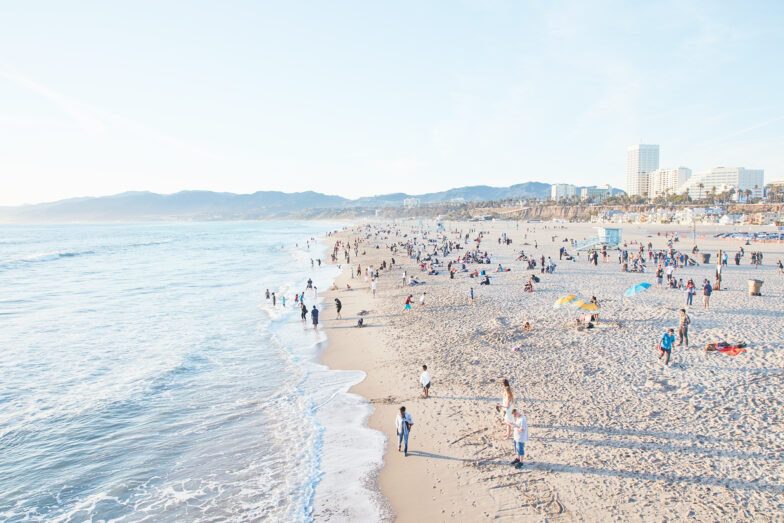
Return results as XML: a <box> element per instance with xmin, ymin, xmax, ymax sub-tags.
<box><xmin>1</xmin><ymin>1</ymin><xmax>783</xmax><ymax>206</ymax></box>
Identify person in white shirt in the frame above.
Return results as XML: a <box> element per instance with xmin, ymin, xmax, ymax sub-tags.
<box><xmin>395</xmin><ymin>406</ymin><xmax>414</xmax><ymax>456</ymax></box>
<box><xmin>419</xmin><ymin>292</ymin><xmax>426</xmax><ymax>307</ymax></box>
<box><xmin>371</xmin><ymin>278</ymin><xmax>377</xmax><ymax>298</ymax></box>
<box><xmin>420</xmin><ymin>365</ymin><xmax>431</xmax><ymax>398</ymax></box>
<box><xmin>507</xmin><ymin>409</ymin><xmax>529</xmax><ymax>468</ymax></box>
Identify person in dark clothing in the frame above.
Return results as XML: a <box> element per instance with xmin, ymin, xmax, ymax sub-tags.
<box><xmin>311</xmin><ymin>306</ymin><xmax>319</xmax><ymax>330</ymax></box>
<box><xmin>334</xmin><ymin>298</ymin><xmax>342</xmax><ymax>319</ymax></box>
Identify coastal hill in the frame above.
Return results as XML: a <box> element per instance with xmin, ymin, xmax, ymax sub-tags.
<box><xmin>0</xmin><ymin>182</ymin><xmax>553</xmax><ymax>222</ymax></box>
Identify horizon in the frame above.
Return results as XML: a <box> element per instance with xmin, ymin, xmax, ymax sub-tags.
<box><xmin>2</xmin><ymin>2</ymin><xmax>783</xmax><ymax>206</ymax></box>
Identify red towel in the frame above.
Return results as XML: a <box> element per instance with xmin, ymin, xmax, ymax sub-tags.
<box><xmin>707</xmin><ymin>343</ymin><xmax>747</xmax><ymax>356</ymax></box>
<box><xmin>716</xmin><ymin>346</ymin><xmax>746</xmax><ymax>356</ymax></box>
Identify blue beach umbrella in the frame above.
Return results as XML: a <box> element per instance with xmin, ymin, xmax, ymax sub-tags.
<box><xmin>624</xmin><ymin>282</ymin><xmax>651</xmax><ymax>297</ymax></box>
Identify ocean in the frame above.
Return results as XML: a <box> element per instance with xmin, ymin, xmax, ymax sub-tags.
<box><xmin>0</xmin><ymin>221</ymin><xmax>385</xmax><ymax>522</ymax></box>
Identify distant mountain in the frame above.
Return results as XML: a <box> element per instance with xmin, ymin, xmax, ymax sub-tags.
<box><xmin>0</xmin><ymin>182</ymin><xmax>554</xmax><ymax>222</ymax></box>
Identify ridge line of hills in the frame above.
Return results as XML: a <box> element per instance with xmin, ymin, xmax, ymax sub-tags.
<box><xmin>0</xmin><ymin>182</ymin><xmax>622</xmax><ymax>222</ymax></box>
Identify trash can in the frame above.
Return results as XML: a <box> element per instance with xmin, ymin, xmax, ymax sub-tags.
<box><xmin>748</xmin><ymin>279</ymin><xmax>763</xmax><ymax>296</ymax></box>
<box><xmin>699</xmin><ymin>253</ymin><xmax>711</xmax><ymax>264</ymax></box>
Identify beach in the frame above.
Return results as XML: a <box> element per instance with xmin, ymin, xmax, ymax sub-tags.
<box><xmin>320</xmin><ymin>220</ymin><xmax>784</xmax><ymax>521</ymax></box>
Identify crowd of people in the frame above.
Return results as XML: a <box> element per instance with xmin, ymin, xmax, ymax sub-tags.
<box><xmin>282</xmin><ymin>223</ymin><xmax>781</xmax><ymax>471</ymax></box>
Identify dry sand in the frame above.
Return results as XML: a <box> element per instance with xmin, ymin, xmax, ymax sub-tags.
<box><xmin>320</xmin><ymin>220</ymin><xmax>784</xmax><ymax>522</ymax></box>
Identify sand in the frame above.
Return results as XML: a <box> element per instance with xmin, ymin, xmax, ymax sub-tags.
<box><xmin>320</xmin><ymin>221</ymin><xmax>784</xmax><ymax>522</ymax></box>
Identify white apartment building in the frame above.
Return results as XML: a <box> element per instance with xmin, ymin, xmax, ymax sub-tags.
<box><xmin>626</xmin><ymin>144</ymin><xmax>659</xmax><ymax>197</ymax></box>
<box><xmin>649</xmin><ymin>167</ymin><xmax>691</xmax><ymax>198</ymax></box>
<box><xmin>678</xmin><ymin>167</ymin><xmax>764</xmax><ymax>200</ymax></box>
<box><xmin>551</xmin><ymin>183</ymin><xmax>577</xmax><ymax>201</ymax></box>
<box><xmin>403</xmin><ymin>198</ymin><xmax>420</xmax><ymax>208</ymax></box>
<box><xmin>580</xmin><ymin>184</ymin><xmax>614</xmax><ymax>201</ymax></box>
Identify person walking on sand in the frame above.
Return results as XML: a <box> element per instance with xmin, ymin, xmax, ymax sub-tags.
<box><xmin>677</xmin><ymin>309</ymin><xmax>690</xmax><ymax>347</ymax></box>
<box><xmin>420</xmin><ymin>365</ymin><xmax>431</xmax><ymax>398</ymax></box>
<box><xmin>334</xmin><ymin>298</ymin><xmax>342</xmax><ymax>319</ymax></box>
<box><xmin>658</xmin><ymin>328</ymin><xmax>676</xmax><ymax>365</ymax></box>
<box><xmin>507</xmin><ymin>409</ymin><xmax>529</xmax><ymax>468</ymax></box>
<box><xmin>496</xmin><ymin>379</ymin><xmax>515</xmax><ymax>439</ymax></box>
<box><xmin>311</xmin><ymin>305</ymin><xmax>319</xmax><ymax>330</ymax></box>
<box><xmin>419</xmin><ymin>292</ymin><xmax>426</xmax><ymax>308</ymax></box>
<box><xmin>395</xmin><ymin>406</ymin><xmax>414</xmax><ymax>457</ymax></box>
<box><xmin>404</xmin><ymin>295</ymin><xmax>412</xmax><ymax>311</ymax></box>
<box><xmin>702</xmin><ymin>279</ymin><xmax>712</xmax><ymax>310</ymax></box>
<box><xmin>371</xmin><ymin>278</ymin><xmax>377</xmax><ymax>298</ymax></box>
<box><xmin>470</xmin><ymin>287</ymin><xmax>474</xmax><ymax>303</ymax></box>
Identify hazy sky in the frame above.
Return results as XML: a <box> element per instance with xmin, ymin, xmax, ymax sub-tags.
<box><xmin>2</xmin><ymin>1</ymin><xmax>783</xmax><ymax>205</ymax></box>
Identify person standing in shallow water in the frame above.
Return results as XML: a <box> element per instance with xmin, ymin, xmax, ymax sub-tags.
<box><xmin>311</xmin><ymin>305</ymin><xmax>319</xmax><ymax>330</ymax></box>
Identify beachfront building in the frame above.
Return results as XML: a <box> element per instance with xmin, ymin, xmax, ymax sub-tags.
<box><xmin>649</xmin><ymin>167</ymin><xmax>691</xmax><ymax>198</ymax></box>
<box><xmin>580</xmin><ymin>184</ymin><xmax>614</xmax><ymax>201</ymax></box>
<box><xmin>677</xmin><ymin>167</ymin><xmax>764</xmax><ymax>200</ymax></box>
<box><xmin>626</xmin><ymin>144</ymin><xmax>659</xmax><ymax>197</ymax></box>
<box><xmin>403</xmin><ymin>198</ymin><xmax>420</xmax><ymax>208</ymax></box>
<box><xmin>551</xmin><ymin>183</ymin><xmax>577</xmax><ymax>201</ymax></box>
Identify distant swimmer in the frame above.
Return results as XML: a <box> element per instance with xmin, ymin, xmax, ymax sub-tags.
<box><xmin>307</xmin><ymin>278</ymin><xmax>313</xmax><ymax>289</ymax></box>
<box><xmin>300</xmin><ymin>302</ymin><xmax>308</xmax><ymax>321</ymax></box>
<box><xmin>265</xmin><ymin>289</ymin><xmax>270</xmax><ymax>300</ymax></box>
<box><xmin>271</xmin><ymin>292</ymin><xmax>276</xmax><ymax>306</ymax></box>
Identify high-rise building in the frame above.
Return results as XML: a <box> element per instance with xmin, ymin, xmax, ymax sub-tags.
<box><xmin>626</xmin><ymin>144</ymin><xmax>659</xmax><ymax>197</ymax></box>
<box><xmin>551</xmin><ymin>183</ymin><xmax>577</xmax><ymax>201</ymax></box>
<box><xmin>649</xmin><ymin>167</ymin><xmax>691</xmax><ymax>198</ymax></box>
<box><xmin>678</xmin><ymin>167</ymin><xmax>764</xmax><ymax>200</ymax></box>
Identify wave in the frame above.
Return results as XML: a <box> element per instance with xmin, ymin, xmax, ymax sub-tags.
<box><xmin>0</xmin><ymin>238</ymin><xmax>175</xmax><ymax>271</ymax></box>
<box><xmin>0</xmin><ymin>250</ymin><xmax>96</xmax><ymax>270</ymax></box>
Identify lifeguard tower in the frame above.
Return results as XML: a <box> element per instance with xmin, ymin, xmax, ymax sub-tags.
<box><xmin>575</xmin><ymin>227</ymin><xmax>622</xmax><ymax>251</ymax></box>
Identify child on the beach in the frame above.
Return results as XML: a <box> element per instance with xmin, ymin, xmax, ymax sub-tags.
<box><xmin>658</xmin><ymin>328</ymin><xmax>675</xmax><ymax>365</ymax></box>
<box><xmin>507</xmin><ymin>409</ymin><xmax>528</xmax><ymax>468</ymax></box>
<box><xmin>420</xmin><ymin>365</ymin><xmax>430</xmax><ymax>398</ymax></box>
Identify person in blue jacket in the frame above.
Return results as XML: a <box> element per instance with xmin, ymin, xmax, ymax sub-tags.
<box><xmin>658</xmin><ymin>328</ymin><xmax>675</xmax><ymax>365</ymax></box>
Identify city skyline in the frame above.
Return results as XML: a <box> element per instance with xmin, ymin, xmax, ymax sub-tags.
<box><xmin>2</xmin><ymin>2</ymin><xmax>784</xmax><ymax>206</ymax></box>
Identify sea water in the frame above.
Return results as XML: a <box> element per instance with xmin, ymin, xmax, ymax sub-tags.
<box><xmin>0</xmin><ymin>222</ymin><xmax>385</xmax><ymax>522</ymax></box>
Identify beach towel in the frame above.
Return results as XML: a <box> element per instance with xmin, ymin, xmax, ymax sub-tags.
<box><xmin>705</xmin><ymin>342</ymin><xmax>747</xmax><ymax>356</ymax></box>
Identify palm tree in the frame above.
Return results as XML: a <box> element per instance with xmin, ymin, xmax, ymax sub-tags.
<box><xmin>698</xmin><ymin>183</ymin><xmax>704</xmax><ymax>202</ymax></box>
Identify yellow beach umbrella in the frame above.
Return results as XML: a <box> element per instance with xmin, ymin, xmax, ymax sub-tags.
<box><xmin>572</xmin><ymin>299</ymin><xmax>600</xmax><ymax>312</ymax></box>
<box><xmin>553</xmin><ymin>294</ymin><xmax>577</xmax><ymax>308</ymax></box>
